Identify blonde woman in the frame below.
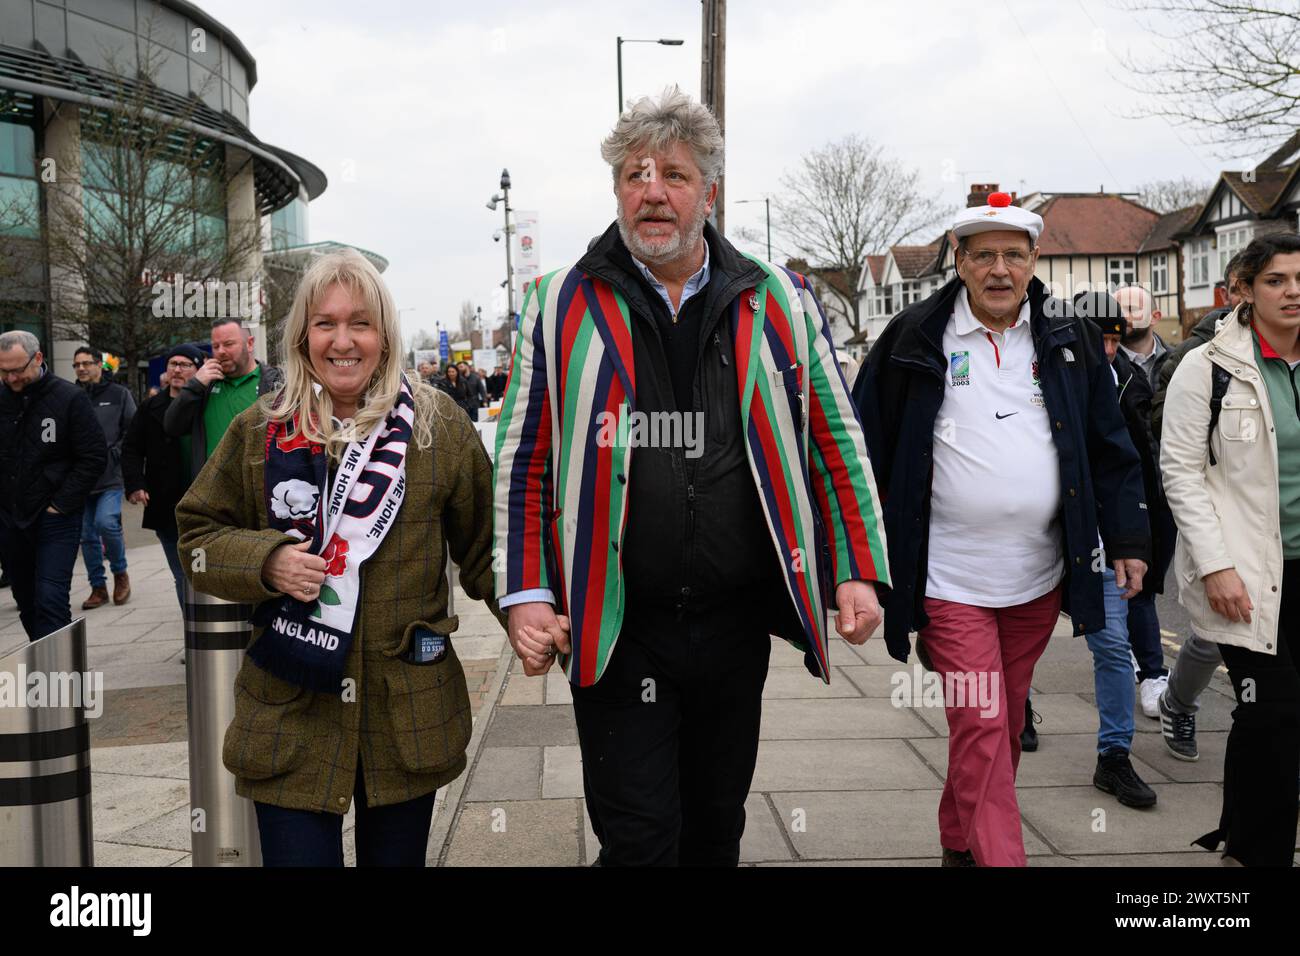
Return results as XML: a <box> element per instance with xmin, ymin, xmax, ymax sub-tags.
<box><xmin>176</xmin><ymin>249</ymin><xmax>502</xmax><ymax>866</ymax></box>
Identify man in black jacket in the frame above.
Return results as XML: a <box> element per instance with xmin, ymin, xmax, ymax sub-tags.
<box><xmin>852</xmin><ymin>197</ymin><xmax>1149</xmax><ymax>866</ymax></box>
<box><xmin>72</xmin><ymin>346</ymin><xmax>136</xmax><ymax>609</ymax></box>
<box><xmin>0</xmin><ymin>331</ymin><xmax>108</xmax><ymax>640</ymax></box>
<box><xmin>123</xmin><ymin>344</ymin><xmax>204</xmax><ymax>609</ymax></box>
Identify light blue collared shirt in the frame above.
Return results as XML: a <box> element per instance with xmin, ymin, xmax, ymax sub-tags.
<box><xmin>630</xmin><ymin>242</ymin><xmax>711</xmax><ymax>320</ymax></box>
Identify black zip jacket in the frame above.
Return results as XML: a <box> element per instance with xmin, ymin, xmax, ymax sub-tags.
<box><xmin>122</xmin><ymin>390</ymin><xmax>188</xmax><ymax>535</ymax></box>
<box><xmin>0</xmin><ymin>368</ymin><xmax>108</xmax><ymax>528</ymax></box>
<box><xmin>851</xmin><ymin>277</ymin><xmax>1149</xmax><ymax>661</ymax></box>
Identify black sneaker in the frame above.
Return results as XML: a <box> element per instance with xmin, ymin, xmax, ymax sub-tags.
<box><xmin>1159</xmin><ymin>693</ymin><xmax>1199</xmax><ymax>761</ymax></box>
<box><xmin>1020</xmin><ymin>697</ymin><xmax>1040</xmax><ymax>753</ymax></box>
<box><xmin>1094</xmin><ymin>751</ymin><xmax>1157</xmax><ymax>808</ymax></box>
<box><xmin>941</xmin><ymin>846</ymin><xmax>976</xmax><ymax>867</ymax></box>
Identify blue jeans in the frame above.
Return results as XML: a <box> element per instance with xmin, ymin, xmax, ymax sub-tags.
<box><xmin>1084</xmin><ymin>567</ymin><xmax>1136</xmax><ymax>755</ymax></box>
<box><xmin>81</xmin><ymin>488</ymin><xmax>127</xmax><ymax>588</ymax></box>
<box><xmin>0</xmin><ymin>508</ymin><xmax>82</xmax><ymax>640</ymax></box>
<box><xmin>1127</xmin><ymin>589</ymin><xmax>1168</xmax><ymax>682</ymax></box>
<box><xmin>154</xmin><ymin>529</ymin><xmax>185</xmax><ymax>609</ymax></box>
<box><xmin>254</xmin><ymin>763</ymin><xmax>437</xmax><ymax>866</ymax></box>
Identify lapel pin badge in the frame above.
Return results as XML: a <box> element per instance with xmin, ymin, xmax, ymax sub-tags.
<box><xmin>748</xmin><ymin>293</ymin><xmax>760</xmax><ymax>312</ymax></box>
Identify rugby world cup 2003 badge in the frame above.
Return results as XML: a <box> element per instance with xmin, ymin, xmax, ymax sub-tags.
<box><xmin>949</xmin><ymin>351</ymin><xmax>971</xmax><ymax>386</ymax></box>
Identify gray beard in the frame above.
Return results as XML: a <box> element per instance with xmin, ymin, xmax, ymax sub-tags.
<box><xmin>617</xmin><ymin>196</ymin><xmax>708</xmax><ymax>267</ymax></box>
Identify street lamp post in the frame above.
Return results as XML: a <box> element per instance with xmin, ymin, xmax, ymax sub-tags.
<box><xmin>486</xmin><ymin>169</ymin><xmax>514</xmax><ymax>357</ymax></box>
<box><xmin>616</xmin><ymin>37</ymin><xmax>684</xmax><ymax>115</ymax></box>
<box><xmin>735</xmin><ymin>197</ymin><xmax>771</xmax><ymax>261</ymax></box>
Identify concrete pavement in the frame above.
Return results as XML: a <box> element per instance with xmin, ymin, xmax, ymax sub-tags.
<box><xmin>4</xmin><ymin>527</ymin><xmax>1295</xmax><ymax>866</ymax></box>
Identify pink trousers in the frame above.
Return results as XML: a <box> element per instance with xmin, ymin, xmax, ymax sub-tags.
<box><xmin>919</xmin><ymin>586</ymin><xmax>1062</xmax><ymax>867</ymax></box>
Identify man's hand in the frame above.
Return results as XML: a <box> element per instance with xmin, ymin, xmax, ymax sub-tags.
<box><xmin>261</xmin><ymin>540</ymin><xmax>327</xmax><ymax>600</ymax></box>
<box><xmin>128</xmin><ymin>490</ymin><xmax>149</xmax><ymax>506</ymax></box>
<box><xmin>507</xmin><ymin>602</ymin><xmax>571</xmax><ymax>676</ymax></box>
<box><xmin>835</xmin><ymin>580</ymin><xmax>883</xmax><ymax>645</ymax></box>
<box><xmin>45</xmin><ymin>505</ymin><xmax>61</xmax><ymax>515</ymax></box>
<box><xmin>1204</xmin><ymin>568</ymin><xmax>1253</xmax><ymax>624</ymax></box>
<box><xmin>194</xmin><ymin>359</ymin><xmax>224</xmax><ymax>387</ymax></box>
<box><xmin>1112</xmin><ymin>558</ymin><xmax>1147</xmax><ymax>600</ymax></box>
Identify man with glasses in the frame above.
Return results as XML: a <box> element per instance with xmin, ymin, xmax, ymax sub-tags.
<box><xmin>0</xmin><ymin>331</ymin><xmax>107</xmax><ymax>641</ymax></box>
<box><xmin>852</xmin><ymin>194</ymin><xmax>1149</xmax><ymax>866</ymax></box>
<box><xmin>123</xmin><ymin>345</ymin><xmax>204</xmax><ymax>609</ymax></box>
<box><xmin>71</xmin><ymin>345</ymin><xmax>137</xmax><ymax>609</ymax></box>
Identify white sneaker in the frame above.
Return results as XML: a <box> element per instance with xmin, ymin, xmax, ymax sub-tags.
<box><xmin>1139</xmin><ymin>675</ymin><xmax>1168</xmax><ymax>719</ymax></box>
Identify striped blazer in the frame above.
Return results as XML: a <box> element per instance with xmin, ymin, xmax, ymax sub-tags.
<box><xmin>493</xmin><ymin>251</ymin><xmax>890</xmax><ymax>687</ymax></box>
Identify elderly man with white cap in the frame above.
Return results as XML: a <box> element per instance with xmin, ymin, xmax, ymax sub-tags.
<box><xmin>852</xmin><ymin>193</ymin><xmax>1150</xmax><ymax>866</ymax></box>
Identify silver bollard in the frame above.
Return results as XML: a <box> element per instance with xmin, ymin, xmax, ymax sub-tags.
<box><xmin>183</xmin><ymin>583</ymin><xmax>261</xmax><ymax>866</ymax></box>
<box><xmin>0</xmin><ymin>619</ymin><xmax>94</xmax><ymax>866</ymax></box>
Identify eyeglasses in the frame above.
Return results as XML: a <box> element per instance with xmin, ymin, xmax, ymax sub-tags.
<box><xmin>963</xmin><ymin>249</ymin><xmax>1033</xmax><ymax>269</ymax></box>
<box><xmin>72</xmin><ymin>360</ymin><xmax>98</xmax><ymax>369</ymax></box>
<box><xmin>0</xmin><ymin>353</ymin><xmax>36</xmax><ymax>378</ymax></box>
<box><xmin>166</xmin><ymin>360</ymin><xmax>196</xmax><ymax>370</ymax></box>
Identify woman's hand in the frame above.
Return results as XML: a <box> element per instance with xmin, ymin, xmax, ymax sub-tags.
<box><xmin>1204</xmin><ymin>568</ymin><xmax>1253</xmax><ymax>623</ymax></box>
<box><xmin>262</xmin><ymin>539</ymin><xmax>327</xmax><ymax>600</ymax></box>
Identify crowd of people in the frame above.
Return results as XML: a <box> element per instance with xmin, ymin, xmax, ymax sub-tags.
<box><xmin>414</xmin><ymin>357</ymin><xmax>507</xmax><ymax>421</ymax></box>
<box><xmin>1</xmin><ymin>87</ymin><xmax>1296</xmax><ymax>870</ymax></box>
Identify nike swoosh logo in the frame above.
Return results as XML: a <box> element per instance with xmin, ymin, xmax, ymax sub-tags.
<box><xmin>995</xmin><ymin>412</ymin><xmax>1018</xmax><ymax>419</ymax></box>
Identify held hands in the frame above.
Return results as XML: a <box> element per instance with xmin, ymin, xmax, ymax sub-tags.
<box><xmin>262</xmin><ymin>539</ymin><xmax>327</xmax><ymax>601</ymax></box>
<box><xmin>1204</xmin><ymin>568</ymin><xmax>1253</xmax><ymax>624</ymax></box>
<box><xmin>835</xmin><ymin>580</ymin><xmax>883</xmax><ymax>645</ymax></box>
<box><xmin>128</xmin><ymin>490</ymin><xmax>149</xmax><ymax>506</ymax></box>
<box><xmin>194</xmin><ymin>358</ymin><xmax>225</xmax><ymax>387</ymax></box>
<box><xmin>507</xmin><ymin>602</ymin><xmax>571</xmax><ymax>676</ymax></box>
<box><xmin>1112</xmin><ymin>559</ymin><xmax>1147</xmax><ymax>600</ymax></box>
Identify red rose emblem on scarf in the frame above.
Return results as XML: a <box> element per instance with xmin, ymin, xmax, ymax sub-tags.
<box><xmin>321</xmin><ymin>534</ymin><xmax>349</xmax><ymax>577</ymax></box>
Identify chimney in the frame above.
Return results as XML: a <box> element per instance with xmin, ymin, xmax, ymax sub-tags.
<box><xmin>968</xmin><ymin>183</ymin><xmax>999</xmax><ymax>207</ymax></box>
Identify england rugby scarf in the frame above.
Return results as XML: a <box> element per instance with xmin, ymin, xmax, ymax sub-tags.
<box><xmin>248</xmin><ymin>376</ymin><xmax>415</xmax><ymax>691</ymax></box>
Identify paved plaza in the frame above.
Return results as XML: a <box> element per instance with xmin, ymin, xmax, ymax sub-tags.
<box><xmin>3</xmin><ymin>515</ymin><xmax>1293</xmax><ymax>866</ymax></box>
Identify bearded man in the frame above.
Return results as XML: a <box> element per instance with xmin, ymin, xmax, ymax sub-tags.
<box><xmin>493</xmin><ymin>87</ymin><xmax>890</xmax><ymax>866</ymax></box>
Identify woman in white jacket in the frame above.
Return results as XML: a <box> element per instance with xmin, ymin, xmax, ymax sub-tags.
<box><xmin>1161</xmin><ymin>233</ymin><xmax>1300</xmax><ymax>866</ymax></box>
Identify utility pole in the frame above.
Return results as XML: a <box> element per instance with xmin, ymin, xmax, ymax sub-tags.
<box><xmin>700</xmin><ymin>0</ymin><xmax>725</xmax><ymax>235</ymax></box>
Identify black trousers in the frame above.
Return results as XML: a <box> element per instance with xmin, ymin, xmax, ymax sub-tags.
<box><xmin>571</xmin><ymin>600</ymin><xmax>772</xmax><ymax>866</ymax></box>
<box><xmin>1199</xmin><ymin>558</ymin><xmax>1300</xmax><ymax>866</ymax></box>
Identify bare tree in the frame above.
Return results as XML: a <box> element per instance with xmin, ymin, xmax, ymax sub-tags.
<box><xmin>758</xmin><ymin>134</ymin><xmax>952</xmax><ymax>336</ymax></box>
<box><xmin>1119</xmin><ymin>1</ymin><xmax>1300</xmax><ymax>153</ymax></box>
<box><xmin>1137</xmin><ymin>175</ymin><xmax>1215</xmax><ymax>213</ymax></box>
<box><xmin>1</xmin><ymin>34</ymin><xmax>264</xmax><ymax>393</ymax></box>
<box><xmin>453</xmin><ymin>299</ymin><xmax>479</xmax><ymax>339</ymax></box>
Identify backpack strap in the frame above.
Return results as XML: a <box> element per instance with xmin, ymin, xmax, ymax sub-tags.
<box><xmin>1207</xmin><ymin>364</ymin><xmax>1232</xmax><ymax>466</ymax></box>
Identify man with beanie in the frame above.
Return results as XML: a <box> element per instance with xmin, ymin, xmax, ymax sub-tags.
<box><xmin>852</xmin><ymin>193</ymin><xmax>1149</xmax><ymax>866</ymax></box>
<box><xmin>123</xmin><ymin>344</ymin><xmax>204</xmax><ymax>608</ymax></box>
<box><xmin>72</xmin><ymin>345</ymin><xmax>136</xmax><ymax>609</ymax></box>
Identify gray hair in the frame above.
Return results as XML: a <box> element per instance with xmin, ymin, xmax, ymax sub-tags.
<box><xmin>0</xmin><ymin>330</ymin><xmax>40</xmax><ymax>357</ymax></box>
<box><xmin>601</xmin><ymin>86</ymin><xmax>724</xmax><ymax>187</ymax></box>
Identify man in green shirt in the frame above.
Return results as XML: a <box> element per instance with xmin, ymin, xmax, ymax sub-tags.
<box><xmin>164</xmin><ymin>319</ymin><xmax>283</xmax><ymax>480</ymax></box>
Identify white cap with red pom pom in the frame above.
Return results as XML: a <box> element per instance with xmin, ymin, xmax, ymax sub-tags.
<box><xmin>951</xmin><ymin>191</ymin><xmax>1043</xmax><ymax>244</ymax></box>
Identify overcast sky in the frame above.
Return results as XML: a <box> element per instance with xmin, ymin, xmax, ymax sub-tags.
<box><xmin>205</xmin><ymin>0</ymin><xmax>1254</xmax><ymax>346</ymax></box>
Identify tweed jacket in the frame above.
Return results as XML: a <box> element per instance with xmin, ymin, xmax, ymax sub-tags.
<box><xmin>176</xmin><ymin>386</ymin><xmax>503</xmax><ymax>813</ymax></box>
<box><xmin>494</xmin><ymin>243</ymin><xmax>891</xmax><ymax>687</ymax></box>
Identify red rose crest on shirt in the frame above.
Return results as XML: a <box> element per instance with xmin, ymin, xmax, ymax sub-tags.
<box><xmin>321</xmin><ymin>534</ymin><xmax>349</xmax><ymax>577</ymax></box>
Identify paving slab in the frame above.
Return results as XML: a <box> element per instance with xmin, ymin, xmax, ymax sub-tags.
<box><xmin>464</xmin><ymin>746</ymin><xmax>541</xmax><ymax>801</ymax></box>
<box><xmin>910</xmin><ymin>732</ymin><xmax>1171</xmax><ymax>788</ymax></box>
<box><xmin>762</xmin><ymin>666</ymin><xmax>864</xmax><ymax>699</ymax></box>
<box><xmin>740</xmin><ymin>794</ymin><xmax>793</xmax><ymax>863</ymax></box>
<box><xmin>107</xmin><ymin>803</ymin><xmax>192</xmax><ymax>852</ymax></box>
<box><xmin>1017</xmin><ymin>783</ymin><xmax>1225</xmax><ymax>855</ymax></box>
<box><xmin>90</xmin><ymin>741</ymin><xmax>189</xmax><ymax>779</ymax></box>
<box><xmin>769</xmin><ymin>790</ymin><xmax>1050</xmax><ymax>860</ymax></box>
<box><xmin>445</xmin><ymin>799</ymin><xmax>581</xmax><ymax>866</ymax></box>
<box><xmin>544</xmin><ymin>671</ymin><xmax>573</xmax><ymax>705</ymax></box>
<box><xmin>759</xmin><ymin>696</ymin><xmax>935</xmax><ymax>740</ymax></box>
<box><xmin>483</xmin><ymin>705</ymin><xmax>578</xmax><ymax>747</ymax></box>
<box><xmin>1130</xmin><ymin>731</ymin><xmax>1229</xmax><ymax>783</ymax></box>
<box><xmin>499</xmin><ymin>673</ymin><xmax>544</xmax><ymax>706</ymax></box>
<box><xmin>837</xmin><ymin>664</ymin><xmax>923</xmax><ymax>698</ymax></box>
<box><xmin>93</xmin><ymin>842</ymin><xmax>189</xmax><ymax>867</ymax></box>
<box><xmin>751</xmin><ymin>738</ymin><xmax>940</xmax><ymax>791</ymax></box>
<box><xmin>541</xmin><ymin>745</ymin><xmax>583</xmax><ymax>799</ymax></box>
<box><xmin>91</xmin><ymin>772</ymin><xmax>190</xmax><ymax>841</ymax></box>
